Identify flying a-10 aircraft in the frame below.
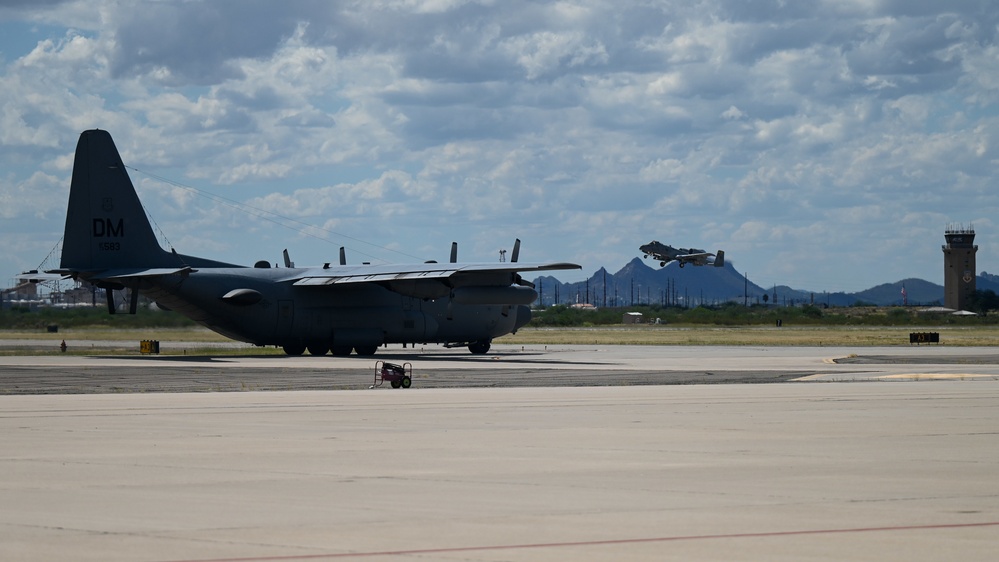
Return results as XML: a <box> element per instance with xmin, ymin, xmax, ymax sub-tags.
<box><xmin>640</xmin><ymin>240</ymin><xmax>725</xmax><ymax>268</ymax></box>
<box><xmin>49</xmin><ymin>130</ymin><xmax>580</xmax><ymax>356</ymax></box>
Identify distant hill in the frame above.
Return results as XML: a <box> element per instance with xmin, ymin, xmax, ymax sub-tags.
<box><xmin>852</xmin><ymin>278</ymin><xmax>943</xmax><ymax>306</ymax></box>
<box><xmin>535</xmin><ymin>257</ymin><xmax>763</xmax><ymax>307</ymax></box>
<box><xmin>532</xmin><ymin>258</ymin><xmax>951</xmax><ymax>307</ymax></box>
<box><xmin>978</xmin><ymin>271</ymin><xmax>999</xmax><ymax>293</ymax></box>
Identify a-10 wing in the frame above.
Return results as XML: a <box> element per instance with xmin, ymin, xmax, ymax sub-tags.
<box><xmin>676</xmin><ymin>251</ymin><xmax>713</xmax><ymax>265</ymax></box>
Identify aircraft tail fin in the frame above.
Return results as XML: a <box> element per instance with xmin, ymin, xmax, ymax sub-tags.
<box><xmin>58</xmin><ymin>130</ymin><xmax>179</xmax><ymax>274</ymax></box>
<box><xmin>713</xmin><ymin>250</ymin><xmax>725</xmax><ymax>267</ymax></box>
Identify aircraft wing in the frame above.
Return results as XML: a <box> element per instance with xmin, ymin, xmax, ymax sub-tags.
<box><xmin>289</xmin><ymin>261</ymin><xmax>580</xmax><ymax>301</ymax></box>
<box><xmin>290</xmin><ymin>261</ymin><xmax>579</xmax><ymax>286</ymax></box>
<box><xmin>675</xmin><ymin>251</ymin><xmax>726</xmax><ymax>267</ymax></box>
<box><xmin>651</xmin><ymin>252</ymin><xmax>675</xmax><ymax>261</ymax></box>
<box><xmin>677</xmin><ymin>251</ymin><xmax>714</xmax><ymax>261</ymax></box>
<box><xmin>674</xmin><ymin>252</ymin><xmax>713</xmax><ymax>267</ymax></box>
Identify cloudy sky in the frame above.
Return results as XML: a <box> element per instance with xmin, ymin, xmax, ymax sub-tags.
<box><xmin>2</xmin><ymin>0</ymin><xmax>997</xmax><ymax>293</ymax></box>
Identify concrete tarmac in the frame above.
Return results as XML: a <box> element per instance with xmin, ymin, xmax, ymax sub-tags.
<box><xmin>4</xmin><ymin>344</ymin><xmax>999</xmax><ymax>393</ymax></box>
<box><xmin>2</xmin><ymin>345</ymin><xmax>999</xmax><ymax>561</ymax></box>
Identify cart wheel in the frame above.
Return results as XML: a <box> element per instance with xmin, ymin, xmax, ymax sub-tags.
<box><xmin>390</xmin><ymin>379</ymin><xmax>402</xmax><ymax>389</ymax></box>
<box><xmin>400</xmin><ymin>376</ymin><xmax>412</xmax><ymax>389</ymax></box>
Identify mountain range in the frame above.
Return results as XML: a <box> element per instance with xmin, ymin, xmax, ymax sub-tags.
<box><xmin>532</xmin><ymin>257</ymin><xmax>999</xmax><ymax>308</ymax></box>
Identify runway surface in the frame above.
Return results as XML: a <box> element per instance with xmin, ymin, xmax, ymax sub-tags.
<box><xmin>4</xmin><ymin>343</ymin><xmax>999</xmax><ymax>393</ymax></box>
<box><xmin>2</xmin><ymin>344</ymin><xmax>998</xmax><ymax>560</ymax></box>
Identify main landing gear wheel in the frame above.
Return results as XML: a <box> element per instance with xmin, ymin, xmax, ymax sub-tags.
<box><xmin>468</xmin><ymin>340</ymin><xmax>491</xmax><ymax>355</ymax></box>
<box><xmin>354</xmin><ymin>345</ymin><xmax>378</xmax><ymax>356</ymax></box>
<box><xmin>283</xmin><ymin>344</ymin><xmax>306</xmax><ymax>356</ymax></box>
<box><xmin>331</xmin><ymin>345</ymin><xmax>353</xmax><ymax>357</ymax></box>
<box><xmin>307</xmin><ymin>343</ymin><xmax>329</xmax><ymax>356</ymax></box>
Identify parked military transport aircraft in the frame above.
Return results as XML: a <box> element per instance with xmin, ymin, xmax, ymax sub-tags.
<box><xmin>49</xmin><ymin>130</ymin><xmax>580</xmax><ymax>356</ymax></box>
<box><xmin>640</xmin><ymin>241</ymin><xmax>725</xmax><ymax>268</ymax></box>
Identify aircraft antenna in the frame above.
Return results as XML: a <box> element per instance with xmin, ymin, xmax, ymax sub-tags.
<box><xmin>35</xmin><ymin>237</ymin><xmax>63</xmax><ymax>272</ymax></box>
<box><xmin>30</xmin><ymin>238</ymin><xmax>65</xmax><ymax>294</ymax></box>
<box><xmin>144</xmin><ymin>209</ymin><xmax>177</xmax><ymax>252</ymax></box>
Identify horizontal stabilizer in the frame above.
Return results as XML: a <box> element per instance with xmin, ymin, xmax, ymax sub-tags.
<box><xmin>47</xmin><ymin>266</ymin><xmax>193</xmax><ymax>280</ymax></box>
<box><xmin>15</xmin><ymin>271</ymin><xmax>63</xmax><ymax>283</ymax></box>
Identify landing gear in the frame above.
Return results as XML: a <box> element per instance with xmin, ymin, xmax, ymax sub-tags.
<box><xmin>330</xmin><ymin>345</ymin><xmax>353</xmax><ymax>357</ymax></box>
<box><xmin>468</xmin><ymin>340</ymin><xmax>491</xmax><ymax>355</ymax></box>
<box><xmin>307</xmin><ymin>342</ymin><xmax>329</xmax><ymax>356</ymax></box>
<box><xmin>283</xmin><ymin>344</ymin><xmax>306</xmax><ymax>356</ymax></box>
<box><xmin>354</xmin><ymin>344</ymin><xmax>378</xmax><ymax>356</ymax></box>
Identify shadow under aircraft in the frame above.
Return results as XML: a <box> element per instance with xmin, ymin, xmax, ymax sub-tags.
<box><xmin>50</xmin><ymin>130</ymin><xmax>580</xmax><ymax>356</ymax></box>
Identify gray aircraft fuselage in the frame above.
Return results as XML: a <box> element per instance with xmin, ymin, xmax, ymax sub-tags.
<box><xmin>139</xmin><ymin>266</ymin><xmax>524</xmax><ymax>352</ymax></box>
<box><xmin>53</xmin><ymin>130</ymin><xmax>577</xmax><ymax>356</ymax></box>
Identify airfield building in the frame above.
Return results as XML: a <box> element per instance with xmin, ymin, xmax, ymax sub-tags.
<box><xmin>942</xmin><ymin>225</ymin><xmax>977</xmax><ymax>311</ymax></box>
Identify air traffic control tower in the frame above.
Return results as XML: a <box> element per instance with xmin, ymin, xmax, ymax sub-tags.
<box><xmin>942</xmin><ymin>225</ymin><xmax>977</xmax><ymax>310</ymax></box>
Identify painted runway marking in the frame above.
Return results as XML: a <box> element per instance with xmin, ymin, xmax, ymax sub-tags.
<box><xmin>790</xmin><ymin>373</ymin><xmax>999</xmax><ymax>381</ymax></box>
<box><xmin>877</xmin><ymin>373</ymin><xmax>997</xmax><ymax>380</ymax></box>
<box><xmin>163</xmin><ymin>521</ymin><xmax>999</xmax><ymax>561</ymax></box>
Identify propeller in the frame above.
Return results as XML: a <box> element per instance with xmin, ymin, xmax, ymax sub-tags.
<box><xmin>450</xmin><ymin>242</ymin><xmax>458</xmax><ymax>263</ymax></box>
